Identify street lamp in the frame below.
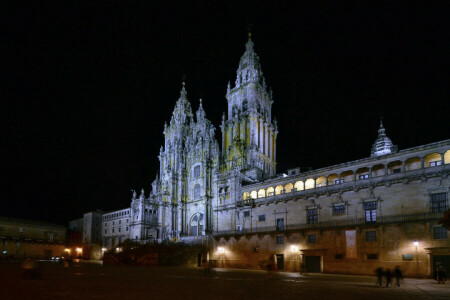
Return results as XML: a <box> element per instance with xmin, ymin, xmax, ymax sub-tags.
<box><xmin>290</xmin><ymin>245</ymin><xmax>299</xmax><ymax>252</ymax></box>
<box><xmin>413</xmin><ymin>241</ymin><xmax>419</xmax><ymax>249</ymax></box>
<box><xmin>218</xmin><ymin>247</ymin><xmax>225</xmax><ymax>253</ymax></box>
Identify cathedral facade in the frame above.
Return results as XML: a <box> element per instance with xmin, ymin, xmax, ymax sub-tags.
<box><xmin>74</xmin><ymin>36</ymin><xmax>449</xmax><ymax>277</ymax></box>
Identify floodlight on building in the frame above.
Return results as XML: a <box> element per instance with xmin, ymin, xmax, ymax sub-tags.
<box><xmin>290</xmin><ymin>245</ymin><xmax>299</xmax><ymax>252</ymax></box>
<box><xmin>413</xmin><ymin>241</ymin><xmax>419</xmax><ymax>249</ymax></box>
<box><xmin>218</xmin><ymin>247</ymin><xmax>225</xmax><ymax>253</ymax></box>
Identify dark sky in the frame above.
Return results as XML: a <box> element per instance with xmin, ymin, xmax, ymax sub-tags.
<box><xmin>3</xmin><ymin>1</ymin><xmax>449</xmax><ymax>225</ymax></box>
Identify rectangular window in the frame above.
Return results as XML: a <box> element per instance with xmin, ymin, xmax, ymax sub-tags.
<box><xmin>194</xmin><ymin>165</ymin><xmax>201</xmax><ymax>178</ymax></box>
<box><xmin>276</xmin><ymin>235</ymin><xmax>284</xmax><ymax>245</ymax></box>
<box><xmin>307</xmin><ymin>209</ymin><xmax>318</xmax><ymax>224</ymax></box>
<box><xmin>104</xmin><ymin>230</ymin><xmax>107</xmax><ymax>234</ymax></box>
<box><xmin>335</xmin><ymin>254</ymin><xmax>344</xmax><ymax>259</ymax></box>
<box><xmin>335</xmin><ymin>179</ymin><xmax>344</xmax><ymax>184</ymax></box>
<box><xmin>19</xmin><ymin>228</ymin><xmax>23</xmax><ymax>233</ymax></box>
<box><xmin>126</xmin><ymin>227</ymin><xmax>128</xmax><ymax>231</ymax></box>
<box><xmin>276</xmin><ymin>218</ymin><xmax>284</xmax><ymax>231</ymax></box>
<box><xmin>112</xmin><ymin>228</ymin><xmax>115</xmax><ymax>233</ymax></box>
<box><xmin>434</xmin><ymin>227</ymin><xmax>448</xmax><ymax>239</ymax></box>
<box><xmin>105</xmin><ymin>223</ymin><xmax>107</xmax><ymax>227</ymax></box>
<box><xmin>308</xmin><ymin>234</ymin><xmax>317</xmax><ymax>243</ymax></box>
<box><xmin>237</xmin><ymin>225</ymin><xmax>242</xmax><ymax>232</ymax></box>
<box><xmin>244</xmin><ymin>211</ymin><xmax>250</xmax><ymax>217</ymax></box>
<box><xmin>431</xmin><ymin>193</ymin><xmax>448</xmax><ymax>212</ymax></box>
<box><xmin>113</xmin><ymin>221</ymin><xmax>115</xmax><ymax>225</ymax></box>
<box><xmin>366</xmin><ymin>254</ymin><xmax>378</xmax><ymax>260</ymax></box>
<box><xmin>393</xmin><ymin>168</ymin><xmax>401</xmax><ymax>174</ymax></box>
<box><xmin>333</xmin><ymin>205</ymin><xmax>345</xmax><ymax>215</ymax></box>
<box><xmin>119</xmin><ymin>228</ymin><xmax>121</xmax><ymax>233</ymax></box>
<box><xmin>49</xmin><ymin>234</ymin><xmax>54</xmax><ymax>241</ymax></box>
<box><xmin>366</xmin><ymin>231</ymin><xmax>376</xmax><ymax>242</ymax></box>
<box><xmin>364</xmin><ymin>201</ymin><xmax>377</xmax><ymax>223</ymax></box>
<box><xmin>119</xmin><ymin>220</ymin><xmax>121</xmax><ymax>224</ymax></box>
<box><xmin>359</xmin><ymin>174</ymin><xmax>369</xmax><ymax>180</ymax></box>
<box><xmin>430</xmin><ymin>161</ymin><xmax>442</xmax><ymax>167</ymax></box>
<box><xmin>258</xmin><ymin>215</ymin><xmax>266</xmax><ymax>222</ymax></box>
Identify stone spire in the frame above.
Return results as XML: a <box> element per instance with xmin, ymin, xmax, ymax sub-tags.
<box><xmin>171</xmin><ymin>82</ymin><xmax>193</xmax><ymax>125</ymax></box>
<box><xmin>371</xmin><ymin>119</ymin><xmax>394</xmax><ymax>157</ymax></box>
<box><xmin>234</xmin><ymin>33</ymin><xmax>264</xmax><ymax>88</ymax></box>
<box><xmin>196</xmin><ymin>98</ymin><xmax>206</xmax><ymax>122</ymax></box>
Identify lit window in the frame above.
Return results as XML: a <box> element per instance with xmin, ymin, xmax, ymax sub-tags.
<box><xmin>366</xmin><ymin>231</ymin><xmax>376</xmax><ymax>242</ymax></box>
<box><xmin>19</xmin><ymin>227</ymin><xmax>23</xmax><ymax>233</ymax></box>
<box><xmin>359</xmin><ymin>174</ymin><xmax>369</xmax><ymax>180</ymax></box>
<box><xmin>430</xmin><ymin>161</ymin><xmax>442</xmax><ymax>167</ymax></box>
<box><xmin>364</xmin><ymin>201</ymin><xmax>377</xmax><ymax>223</ymax></box>
<box><xmin>308</xmin><ymin>234</ymin><xmax>316</xmax><ymax>243</ymax></box>
<box><xmin>258</xmin><ymin>215</ymin><xmax>266</xmax><ymax>222</ymax></box>
<box><xmin>434</xmin><ymin>227</ymin><xmax>447</xmax><ymax>239</ymax></box>
<box><xmin>335</xmin><ymin>179</ymin><xmax>344</xmax><ymax>184</ymax></box>
<box><xmin>237</xmin><ymin>225</ymin><xmax>242</xmax><ymax>232</ymax></box>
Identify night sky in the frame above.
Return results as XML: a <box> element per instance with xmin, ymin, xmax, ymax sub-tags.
<box><xmin>3</xmin><ymin>1</ymin><xmax>449</xmax><ymax>225</ymax></box>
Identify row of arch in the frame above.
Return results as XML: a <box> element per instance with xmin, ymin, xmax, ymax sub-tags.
<box><xmin>243</xmin><ymin>150</ymin><xmax>450</xmax><ymax>200</ymax></box>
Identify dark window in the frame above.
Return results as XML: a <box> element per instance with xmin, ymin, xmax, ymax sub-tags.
<box><xmin>276</xmin><ymin>218</ymin><xmax>284</xmax><ymax>231</ymax></box>
<box><xmin>333</xmin><ymin>205</ymin><xmax>345</xmax><ymax>215</ymax></box>
<box><xmin>308</xmin><ymin>234</ymin><xmax>317</xmax><ymax>243</ymax></box>
<box><xmin>112</xmin><ymin>229</ymin><xmax>114</xmax><ymax>233</ymax></box>
<box><xmin>194</xmin><ymin>166</ymin><xmax>201</xmax><ymax>178</ymax></box>
<box><xmin>242</xmin><ymin>100</ymin><xmax>248</xmax><ymax>112</ymax></box>
<box><xmin>307</xmin><ymin>209</ymin><xmax>318</xmax><ymax>224</ymax></box>
<box><xmin>364</xmin><ymin>201</ymin><xmax>377</xmax><ymax>223</ymax></box>
<box><xmin>335</xmin><ymin>254</ymin><xmax>344</xmax><ymax>259</ymax></box>
<box><xmin>258</xmin><ymin>215</ymin><xmax>265</xmax><ymax>222</ymax></box>
<box><xmin>194</xmin><ymin>184</ymin><xmax>201</xmax><ymax>199</ymax></box>
<box><xmin>104</xmin><ymin>230</ymin><xmax>106</xmax><ymax>234</ymax></box>
<box><xmin>119</xmin><ymin>228</ymin><xmax>121</xmax><ymax>232</ymax></box>
<box><xmin>366</xmin><ymin>231</ymin><xmax>377</xmax><ymax>242</ymax></box>
<box><xmin>366</xmin><ymin>254</ymin><xmax>378</xmax><ymax>260</ymax></box>
<box><xmin>393</xmin><ymin>168</ymin><xmax>401</xmax><ymax>174</ymax></box>
<box><xmin>434</xmin><ymin>227</ymin><xmax>447</xmax><ymax>239</ymax></box>
<box><xmin>276</xmin><ymin>236</ymin><xmax>284</xmax><ymax>245</ymax></box>
<box><xmin>431</xmin><ymin>193</ymin><xmax>447</xmax><ymax>212</ymax></box>
<box><xmin>244</xmin><ymin>211</ymin><xmax>250</xmax><ymax>217</ymax></box>
<box><xmin>126</xmin><ymin>227</ymin><xmax>128</xmax><ymax>232</ymax></box>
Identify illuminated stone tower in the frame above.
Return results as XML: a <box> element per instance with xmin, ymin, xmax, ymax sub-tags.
<box><xmin>152</xmin><ymin>84</ymin><xmax>219</xmax><ymax>240</ymax></box>
<box><xmin>220</xmin><ymin>33</ymin><xmax>278</xmax><ymax>180</ymax></box>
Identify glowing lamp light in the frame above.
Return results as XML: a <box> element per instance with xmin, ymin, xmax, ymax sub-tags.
<box><xmin>290</xmin><ymin>245</ymin><xmax>299</xmax><ymax>252</ymax></box>
<box><xmin>101</xmin><ymin>248</ymin><xmax>107</xmax><ymax>252</ymax></box>
<box><xmin>218</xmin><ymin>247</ymin><xmax>225</xmax><ymax>253</ymax></box>
<box><xmin>64</xmin><ymin>248</ymin><xmax>70</xmax><ymax>253</ymax></box>
<box><xmin>413</xmin><ymin>241</ymin><xmax>419</xmax><ymax>248</ymax></box>
<box><xmin>76</xmin><ymin>248</ymin><xmax>82</xmax><ymax>253</ymax></box>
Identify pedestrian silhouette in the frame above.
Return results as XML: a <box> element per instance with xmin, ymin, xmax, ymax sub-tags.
<box><xmin>394</xmin><ymin>266</ymin><xmax>403</xmax><ymax>287</ymax></box>
<box><xmin>375</xmin><ymin>267</ymin><xmax>384</xmax><ymax>286</ymax></box>
<box><xmin>385</xmin><ymin>268</ymin><xmax>392</xmax><ymax>287</ymax></box>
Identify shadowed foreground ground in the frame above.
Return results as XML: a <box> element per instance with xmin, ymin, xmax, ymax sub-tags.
<box><xmin>0</xmin><ymin>261</ymin><xmax>448</xmax><ymax>299</ymax></box>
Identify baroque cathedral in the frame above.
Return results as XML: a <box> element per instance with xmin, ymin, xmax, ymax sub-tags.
<box><xmin>126</xmin><ymin>34</ymin><xmax>278</xmax><ymax>242</ymax></box>
<box><xmin>72</xmin><ymin>35</ymin><xmax>449</xmax><ymax>277</ymax></box>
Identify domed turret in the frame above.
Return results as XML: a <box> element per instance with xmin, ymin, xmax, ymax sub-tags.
<box><xmin>371</xmin><ymin>119</ymin><xmax>395</xmax><ymax>157</ymax></box>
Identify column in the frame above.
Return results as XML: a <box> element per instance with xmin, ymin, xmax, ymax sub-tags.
<box><xmin>401</xmin><ymin>161</ymin><xmax>405</xmax><ymax>172</ymax></box>
<box><xmin>420</xmin><ymin>157</ymin><xmax>425</xmax><ymax>169</ymax></box>
<box><xmin>384</xmin><ymin>165</ymin><xmax>388</xmax><ymax>175</ymax></box>
<box><xmin>259</xmin><ymin>118</ymin><xmax>264</xmax><ymax>153</ymax></box>
<box><xmin>265</xmin><ymin>123</ymin><xmax>269</xmax><ymax>156</ymax></box>
<box><xmin>369</xmin><ymin>167</ymin><xmax>373</xmax><ymax>178</ymax></box>
<box><xmin>441</xmin><ymin>153</ymin><xmax>445</xmax><ymax>166</ymax></box>
<box><xmin>268</xmin><ymin>128</ymin><xmax>273</xmax><ymax>160</ymax></box>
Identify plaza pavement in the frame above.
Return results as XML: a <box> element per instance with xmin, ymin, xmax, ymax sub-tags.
<box><xmin>0</xmin><ymin>260</ymin><xmax>448</xmax><ymax>299</ymax></box>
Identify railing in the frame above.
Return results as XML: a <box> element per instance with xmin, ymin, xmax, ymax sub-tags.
<box><xmin>212</xmin><ymin>211</ymin><xmax>444</xmax><ymax>237</ymax></box>
<box><xmin>239</xmin><ymin>164</ymin><xmax>450</xmax><ymax>206</ymax></box>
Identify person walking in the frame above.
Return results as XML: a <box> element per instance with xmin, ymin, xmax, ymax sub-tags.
<box><xmin>437</xmin><ymin>266</ymin><xmax>446</xmax><ymax>284</ymax></box>
<box><xmin>375</xmin><ymin>267</ymin><xmax>384</xmax><ymax>286</ymax></box>
<box><xmin>385</xmin><ymin>268</ymin><xmax>392</xmax><ymax>287</ymax></box>
<box><xmin>394</xmin><ymin>266</ymin><xmax>403</xmax><ymax>287</ymax></box>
